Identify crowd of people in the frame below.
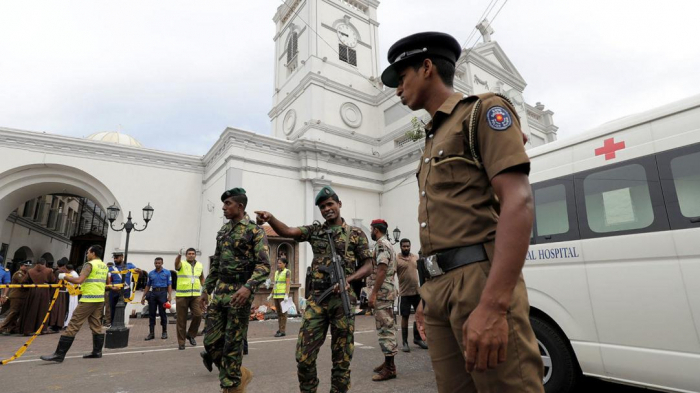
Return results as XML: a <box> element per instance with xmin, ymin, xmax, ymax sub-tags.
<box><xmin>0</xmin><ymin>256</ymin><xmax>79</xmax><ymax>336</ymax></box>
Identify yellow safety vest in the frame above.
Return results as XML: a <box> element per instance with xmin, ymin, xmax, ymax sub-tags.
<box><xmin>273</xmin><ymin>268</ymin><xmax>289</xmax><ymax>299</ymax></box>
<box><xmin>80</xmin><ymin>259</ymin><xmax>108</xmax><ymax>303</ymax></box>
<box><xmin>177</xmin><ymin>260</ymin><xmax>203</xmax><ymax>297</ymax></box>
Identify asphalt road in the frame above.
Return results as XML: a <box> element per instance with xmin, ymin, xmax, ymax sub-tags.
<box><xmin>0</xmin><ymin>314</ymin><xmax>659</xmax><ymax>392</ymax></box>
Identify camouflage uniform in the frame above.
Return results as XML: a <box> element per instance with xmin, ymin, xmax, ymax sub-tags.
<box><xmin>296</xmin><ymin>219</ymin><xmax>372</xmax><ymax>393</ymax></box>
<box><xmin>368</xmin><ymin>234</ymin><xmax>398</xmax><ymax>357</ymax></box>
<box><xmin>203</xmin><ymin>215</ymin><xmax>270</xmax><ymax>389</ymax></box>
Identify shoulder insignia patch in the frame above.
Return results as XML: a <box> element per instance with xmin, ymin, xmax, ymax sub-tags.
<box><xmin>486</xmin><ymin>106</ymin><xmax>512</xmax><ymax>131</ymax></box>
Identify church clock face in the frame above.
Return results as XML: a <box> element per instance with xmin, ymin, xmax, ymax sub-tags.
<box><xmin>336</xmin><ymin>24</ymin><xmax>357</xmax><ymax>48</ymax></box>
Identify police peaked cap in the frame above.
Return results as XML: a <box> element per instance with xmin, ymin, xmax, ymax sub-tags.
<box><xmin>381</xmin><ymin>32</ymin><xmax>462</xmax><ymax>88</ymax></box>
<box><xmin>221</xmin><ymin>187</ymin><xmax>247</xmax><ymax>202</ymax></box>
<box><xmin>22</xmin><ymin>260</ymin><xmax>32</xmax><ymax>266</ymax></box>
<box><xmin>315</xmin><ymin>186</ymin><xmax>337</xmax><ymax>205</ymax></box>
<box><xmin>112</xmin><ymin>251</ymin><xmax>124</xmax><ymax>256</ymax></box>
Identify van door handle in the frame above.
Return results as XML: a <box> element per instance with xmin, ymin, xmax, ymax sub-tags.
<box><xmin>690</xmin><ymin>217</ymin><xmax>700</xmax><ymax>223</ymax></box>
<box><xmin>544</xmin><ymin>235</ymin><xmax>552</xmax><ymax>240</ymax></box>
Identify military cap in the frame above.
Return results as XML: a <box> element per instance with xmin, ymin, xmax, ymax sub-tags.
<box><xmin>370</xmin><ymin>219</ymin><xmax>388</xmax><ymax>230</ymax></box>
<box><xmin>381</xmin><ymin>32</ymin><xmax>462</xmax><ymax>88</ymax></box>
<box><xmin>315</xmin><ymin>186</ymin><xmax>337</xmax><ymax>205</ymax></box>
<box><xmin>221</xmin><ymin>187</ymin><xmax>246</xmax><ymax>202</ymax></box>
<box><xmin>22</xmin><ymin>260</ymin><xmax>32</xmax><ymax>266</ymax></box>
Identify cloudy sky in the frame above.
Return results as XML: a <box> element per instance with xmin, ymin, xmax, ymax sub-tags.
<box><xmin>1</xmin><ymin>0</ymin><xmax>699</xmax><ymax>155</ymax></box>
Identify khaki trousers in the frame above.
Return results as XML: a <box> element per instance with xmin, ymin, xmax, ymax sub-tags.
<box><xmin>0</xmin><ymin>298</ymin><xmax>25</xmax><ymax>333</ymax></box>
<box><xmin>274</xmin><ymin>298</ymin><xmax>287</xmax><ymax>333</ymax></box>
<box><xmin>65</xmin><ymin>302</ymin><xmax>104</xmax><ymax>337</ymax></box>
<box><xmin>420</xmin><ymin>248</ymin><xmax>544</xmax><ymax>393</ymax></box>
<box><xmin>176</xmin><ymin>296</ymin><xmax>202</xmax><ymax>345</ymax></box>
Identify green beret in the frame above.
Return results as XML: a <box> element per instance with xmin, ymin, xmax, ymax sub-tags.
<box><xmin>221</xmin><ymin>187</ymin><xmax>247</xmax><ymax>202</ymax></box>
<box><xmin>315</xmin><ymin>186</ymin><xmax>337</xmax><ymax>205</ymax></box>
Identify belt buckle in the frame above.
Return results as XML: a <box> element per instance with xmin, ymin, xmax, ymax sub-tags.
<box><xmin>425</xmin><ymin>254</ymin><xmax>445</xmax><ymax>278</ymax></box>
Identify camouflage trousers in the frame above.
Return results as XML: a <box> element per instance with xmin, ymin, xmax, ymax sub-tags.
<box><xmin>374</xmin><ymin>299</ymin><xmax>397</xmax><ymax>356</ymax></box>
<box><xmin>296</xmin><ymin>293</ymin><xmax>355</xmax><ymax>393</ymax></box>
<box><xmin>203</xmin><ymin>282</ymin><xmax>253</xmax><ymax>388</ymax></box>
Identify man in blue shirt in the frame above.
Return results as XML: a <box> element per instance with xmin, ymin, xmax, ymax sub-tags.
<box><xmin>141</xmin><ymin>257</ymin><xmax>172</xmax><ymax>340</ymax></box>
<box><xmin>0</xmin><ymin>256</ymin><xmax>13</xmax><ymax>316</ymax></box>
<box><xmin>107</xmin><ymin>251</ymin><xmax>141</xmax><ymax>325</ymax></box>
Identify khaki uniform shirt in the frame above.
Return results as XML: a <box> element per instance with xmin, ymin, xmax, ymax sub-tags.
<box><xmin>9</xmin><ymin>270</ymin><xmax>29</xmax><ymax>299</ymax></box>
<box><xmin>367</xmin><ymin>235</ymin><xmax>397</xmax><ymax>302</ymax></box>
<box><xmin>396</xmin><ymin>253</ymin><xmax>419</xmax><ymax>297</ymax></box>
<box><xmin>417</xmin><ymin>92</ymin><xmax>530</xmax><ymax>255</ymax></box>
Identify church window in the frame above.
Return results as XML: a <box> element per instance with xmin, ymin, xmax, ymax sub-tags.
<box><xmin>286</xmin><ymin>32</ymin><xmax>299</xmax><ymax>74</ymax></box>
<box><xmin>339</xmin><ymin>44</ymin><xmax>357</xmax><ymax>66</ymax></box>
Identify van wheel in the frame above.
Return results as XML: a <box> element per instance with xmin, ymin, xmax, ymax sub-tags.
<box><xmin>530</xmin><ymin>316</ymin><xmax>579</xmax><ymax>393</ymax></box>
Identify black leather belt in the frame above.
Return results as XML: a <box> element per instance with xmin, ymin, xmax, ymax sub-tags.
<box><xmin>424</xmin><ymin>243</ymin><xmax>488</xmax><ymax>278</ymax></box>
<box><xmin>219</xmin><ymin>273</ymin><xmax>251</xmax><ymax>284</ymax></box>
<box><xmin>151</xmin><ymin>287</ymin><xmax>167</xmax><ymax>292</ymax></box>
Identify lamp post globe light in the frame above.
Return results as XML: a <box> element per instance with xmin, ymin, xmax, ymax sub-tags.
<box><xmin>104</xmin><ymin>203</ymin><xmax>154</xmax><ymax>349</ymax></box>
<box><xmin>392</xmin><ymin>226</ymin><xmax>401</xmax><ymax>244</ymax></box>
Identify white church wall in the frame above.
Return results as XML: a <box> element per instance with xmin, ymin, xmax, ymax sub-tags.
<box><xmin>380</xmin><ymin>176</ymin><xmax>420</xmax><ymax>253</ymax></box>
<box><xmin>1</xmin><ymin>220</ymin><xmax>72</xmax><ymax>264</ymax></box>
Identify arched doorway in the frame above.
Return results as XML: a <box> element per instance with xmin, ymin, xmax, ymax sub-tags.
<box><xmin>40</xmin><ymin>252</ymin><xmax>54</xmax><ymax>266</ymax></box>
<box><xmin>0</xmin><ymin>164</ymin><xmax>123</xmax><ymax>269</ymax></box>
<box><xmin>9</xmin><ymin>246</ymin><xmax>34</xmax><ymax>273</ymax></box>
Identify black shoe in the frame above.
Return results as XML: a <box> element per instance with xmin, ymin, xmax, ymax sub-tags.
<box><xmin>161</xmin><ymin>331</ymin><xmax>168</xmax><ymax>339</ymax></box>
<box><xmin>200</xmin><ymin>350</ymin><xmax>213</xmax><ymax>372</ymax></box>
<box><xmin>40</xmin><ymin>336</ymin><xmax>75</xmax><ymax>363</ymax></box>
<box><xmin>186</xmin><ymin>335</ymin><xmax>196</xmax><ymax>346</ymax></box>
<box><xmin>83</xmin><ymin>334</ymin><xmax>105</xmax><ymax>358</ymax></box>
<box><xmin>145</xmin><ymin>333</ymin><xmax>155</xmax><ymax>341</ymax></box>
<box><xmin>178</xmin><ymin>344</ymin><xmax>185</xmax><ymax>350</ymax></box>
<box><xmin>414</xmin><ymin>339</ymin><xmax>428</xmax><ymax>349</ymax></box>
<box><xmin>274</xmin><ymin>331</ymin><xmax>286</xmax><ymax>337</ymax></box>
<box><xmin>402</xmin><ymin>342</ymin><xmax>410</xmax><ymax>352</ymax></box>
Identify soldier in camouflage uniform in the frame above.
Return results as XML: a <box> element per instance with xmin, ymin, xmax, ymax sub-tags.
<box><xmin>367</xmin><ymin>219</ymin><xmax>399</xmax><ymax>382</ymax></box>
<box><xmin>201</xmin><ymin>187</ymin><xmax>270</xmax><ymax>393</ymax></box>
<box><xmin>255</xmin><ymin>185</ymin><xmax>374</xmax><ymax>393</ymax></box>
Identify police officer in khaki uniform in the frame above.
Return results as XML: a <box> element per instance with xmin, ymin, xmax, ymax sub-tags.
<box><xmin>381</xmin><ymin>32</ymin><xmax>544</xmax><ymax>392</ymax></box>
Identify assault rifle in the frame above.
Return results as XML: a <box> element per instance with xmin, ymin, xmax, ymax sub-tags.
<box><xmin>314</xmin><ymin>228</ymin><xmax>353</xmax><ymax>318</ymax></box>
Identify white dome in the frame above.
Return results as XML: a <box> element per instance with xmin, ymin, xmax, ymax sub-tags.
<box><xmin>86</xmin><ymin>131</ymin><xmax>143</xmax><ymax>147</ymax></box>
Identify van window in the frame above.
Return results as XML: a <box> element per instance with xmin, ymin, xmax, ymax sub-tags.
<box><xmin>535</xmin><ymin>184</ymin><xmax>569</xmax><ymax>237</ymax></box>
<box><xmin>670</xmin><ymin>151</ymin><xmax>700</xmax><ymax>218</ymax></box>
<box><xmin>583</xmin><ymin>164</ymin><xmax>654</xmax><ymax>233</ymax></box>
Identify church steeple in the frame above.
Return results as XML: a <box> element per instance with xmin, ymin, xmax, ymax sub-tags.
<box><xmin>270</xmin><ymin>0</ymin><xmax>382</xmax><ymax>144</ymax></box>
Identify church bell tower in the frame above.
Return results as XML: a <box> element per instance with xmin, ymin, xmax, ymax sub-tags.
<box><xmin>269</xmin><ymin>0</ymin><xmax>383</xmax><ymax>150</ymax></box>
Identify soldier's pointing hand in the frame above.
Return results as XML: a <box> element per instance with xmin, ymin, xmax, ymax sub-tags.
<box><xmin>254</xmin><ymin>211</ymin><xmax>272</xmax><ymax>225</ymax></box>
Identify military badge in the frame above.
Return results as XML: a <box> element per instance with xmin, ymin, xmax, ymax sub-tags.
<box><xmin>486</xmin><ymin>106</ymin><xmax>512</xmax><ymax>131</ymax></box>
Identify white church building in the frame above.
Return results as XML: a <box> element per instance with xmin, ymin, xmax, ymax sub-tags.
<box><xmin>0</xmin><ymin>0</ymin><xmax>557</xmax><ymax>291</ymax></box>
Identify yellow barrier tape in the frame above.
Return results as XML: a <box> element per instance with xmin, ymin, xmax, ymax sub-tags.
<box><xmin>0</xmin><ymin>280</ymin><xmax>63</xmax><ymax>365</ymax></box>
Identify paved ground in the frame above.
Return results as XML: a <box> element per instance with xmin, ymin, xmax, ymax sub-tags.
<box><xmin>0</xmin><ymin>313</ymin><xmax>657</xmax><ymax>392</ymax></box>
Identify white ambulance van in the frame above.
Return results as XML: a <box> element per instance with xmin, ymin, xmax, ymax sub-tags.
<box><xmin>525</xmin><ymin>94</ymin><xmax>700</xmax><ymax>393</ymax></box>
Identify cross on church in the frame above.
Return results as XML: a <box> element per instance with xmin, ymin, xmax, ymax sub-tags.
<box><xmin>476</xmin><ymin>19</ymin><xmax>495</xmax><ymax>43</ymax></box>
<box><xmin>594</xmin><ymin>138</ymin><xmax>626</xmax><ymax>160</ymax></box>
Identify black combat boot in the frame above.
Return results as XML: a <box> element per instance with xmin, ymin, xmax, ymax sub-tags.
<box><xmin>83</xmin><ymin>334</ymin><xmax>105</xmax><ymax>358</ymax></box>
<box><xmin>402</xmin><ymin>328</ymin><xmax>410</xmax><ymax>352</ymax></box>
<box><xmin>145</xmin><ymin>327</ymin><xmax>155</xmax><ymax>341</ymax></box>
<box><xmin>200</xmin><ymin>350</ymin><xmax>213</xmax><ymax>372</ymax></box>
<box><xmin>161</xmin><ymin>327</ymin><xmax>168</xmax><ymax>339</ymax></box>
<box><xmin>40</xmin><ymin>335</ymin><xmax>75</xmax><ymax>363</ymax></box>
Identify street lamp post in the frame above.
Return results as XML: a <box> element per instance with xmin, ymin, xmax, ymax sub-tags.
<box><xmin>104</xmin><ymin>203</ymin><xmax>154</xmax><ymax>349</ymax></box>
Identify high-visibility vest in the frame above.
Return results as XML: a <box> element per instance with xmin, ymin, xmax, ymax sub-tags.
<box><xmin>80</xmin><ymin>259</ymin><xmax>108</xmax><ymax>303</ymax></box>
<box><xmin>176</xmin><ymin>260</ymin><xmax>203</xmax><ymax>297</ymax></box>
<box><xmin>273</xmin><ymin>268</ymin><xmax>289</xmax><ymax>299</ymax></box>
